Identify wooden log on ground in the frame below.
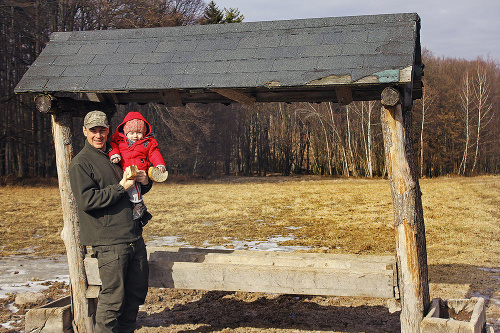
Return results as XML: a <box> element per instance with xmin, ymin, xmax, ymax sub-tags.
<box><xmin>380</xmin><ymin>86</ymin><xmax>430</xmax><ymax>333</ymax></box>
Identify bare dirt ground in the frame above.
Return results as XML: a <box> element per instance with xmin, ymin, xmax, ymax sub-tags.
<box><xmin>0</xmin><ymin>175</ymin><xmax>499</xmax><ymax>332</ymax></box>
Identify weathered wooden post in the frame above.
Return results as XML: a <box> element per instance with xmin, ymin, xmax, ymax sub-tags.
<box><xmin>37</xmin><ymin>95</ymin><xmax>116</xmax><ymax>332</ymax></box>
<box><xmin>380</xmin><ymin>87</ymin><xmax>430</xmax><ymax>332</ymax></box>
<box><xmin>51</xmin><ymin>110</ymin><xmax>95</xmax><ymax>333</ymax></box>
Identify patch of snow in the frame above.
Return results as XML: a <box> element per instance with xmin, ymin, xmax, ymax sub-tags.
<box><xmin>147</xmin><ymin>236</ymin><xmax>190</xmax><ymax>247</ymax></box>
<box><xmin>1</xmin><ymin>320</ymin><xmax>17</xmax><ymax>329</ymax></box>
<box><xmin>0</xmin><ymin>256</ymin><xmax>69</xmax><ymax>299</ymax></box>
<box><xmin>148</xmin><ymin>235</ymin><xmax>313</xmax><ymax>252</ymax></box>
<box><xmin>218</xmin><ymin>235</ymin><xmax>311</xmax><ymax>252</ymax></box>
<box><xmin>6</xmin><ymin>303</ymin><xmax>18</xmax><ymax>313</ymax></box>
<box><xmin>0</xmin><ymin>278</ymin><xmax>69</xmax><ymax>300</ymax></box>
<box><xmin>285</xmin><ymin>226</ymin><xmax>302</xmax><ymax>230</ymax></box>
<box><xmin>479</xmin><ymin>267</ymin><xmax>500</xmax><ymax>273</ymax></box>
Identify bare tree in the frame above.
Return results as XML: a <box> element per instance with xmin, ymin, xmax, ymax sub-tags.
<box><xmin>459</xmin><ymin>71</ymin><xmax>472</xmax><ymax>175</ymax></box>
<box><xmin>419</xmin><ymin>85</ymin><xmax>434</xmax><ymax>177</ymax></box>
<box><xmin>471</xmin><ymin>64</ymin><xmax>493</xmax><ymax>173</ymax></box>
<box><xmin>352</xmin><ymin>101</ymin><xmax>376</xmax><ymax>177</ymax></box>
<box><xmin>345</xmin><ymin>105</ymin><xmax>358</xmax><ymax>177</ymax></box>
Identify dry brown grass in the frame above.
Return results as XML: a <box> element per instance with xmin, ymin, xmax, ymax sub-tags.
<box><xmin>0</xmin><ymin>175</ymin><xmax>498</xmax><ymax>267</ymax></box>
<box><xmin>145</xmin><ymin>176</ymin><xmax>395</xmax><ymax>255</ymax></box>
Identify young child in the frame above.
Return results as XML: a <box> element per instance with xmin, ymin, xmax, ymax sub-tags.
<box><xmin>109</xmin><ymin>111</ymin><xmax>166</xmax><ymax>222</ymax></box>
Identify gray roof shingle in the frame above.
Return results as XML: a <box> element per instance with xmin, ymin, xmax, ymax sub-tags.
<box><xmin>15</xmin><ymin>13</ymin><xmax>422</xmax><ymax>104</ymax></box>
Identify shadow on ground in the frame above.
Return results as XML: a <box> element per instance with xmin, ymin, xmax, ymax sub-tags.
<box><xmin>136</xmin><ymin>263</ymin><xmax>500</xmax><ymax>332</ymax></box>
<box><xmin>138</xmin><ymin>291</ymin><xmax>400</xmax><ymax>332</ymax></box>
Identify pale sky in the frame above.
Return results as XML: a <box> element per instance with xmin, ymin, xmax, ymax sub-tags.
<box><xmin>213</xmin><ymin>0</ymin><xmax>500</xmax><ymax>61</ymax></box>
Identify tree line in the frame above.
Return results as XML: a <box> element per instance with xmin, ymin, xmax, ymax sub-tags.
<box><xmin>1</xmin><ymin>0</ymin><xmax>498</xmax><ymax>179</ymax></box>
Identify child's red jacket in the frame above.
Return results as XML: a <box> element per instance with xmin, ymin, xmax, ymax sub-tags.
<box><xmin>109</xmin><ymin>111</ymin><xmax>166</xmax><ymax>172</ymax></box>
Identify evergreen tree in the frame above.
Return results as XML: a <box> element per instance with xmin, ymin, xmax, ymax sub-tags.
<box><xmin>200</xmin><ymin>1</ymin><xmax>244</xmax><ymax>24</ymax></box>
<box><xmin>200</xmin><ymin>1</ymin><xmax>224</xmax><ymax>24</ymax></box>
<box><xmin>222</xmin><ymin>7</ymin><xmax>244</xmax><ymax>23</ymax></box>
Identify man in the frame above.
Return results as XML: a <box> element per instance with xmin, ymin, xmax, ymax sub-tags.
<box><xmin>69</xmin><ymin>110</ymin><xmax>152</xmax><ymax>333</ymax></box>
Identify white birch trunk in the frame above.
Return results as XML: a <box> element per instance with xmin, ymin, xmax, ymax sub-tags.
<box><xmin>367</xmin><ymin>101</ymin><xmax>374</xmax><ymax>178</ymax></box>
<box><xmin>419</xmin><ymin>93</ymin><xmax>425</xmax><ymax>177</ymax></box>
<box><xmin>459</xmin><ymin>73</ymin><xmax>471</xmax><ymax>175</ymax></box>
<box><xmin>345</xmin><ymin>105</ymin><xmax>357</xmax><ymax>176</ymax></box>
<box><xmin>471</xmin><ymin>66</ymin><xmax>493</xmax><ymax>173</ymax></box>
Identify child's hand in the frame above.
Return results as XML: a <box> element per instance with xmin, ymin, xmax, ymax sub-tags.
<box><xmin>157</xmin><ymin>165</ymin><xmax>166</xmax><ymax>173</ymax></box>
<box><xmin>111</xmin><ymin>157</ymin><xmax>121</xmax><ymax>164</ymax></box>
<box><xmin>136</xmin><ymin>170</ymin><xmax>149</xmax><ymax>185</ymax></box>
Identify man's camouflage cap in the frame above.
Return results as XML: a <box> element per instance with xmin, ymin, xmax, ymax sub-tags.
<box><xmin>84</xmin><ymin>110</ymin><xmax>109</xmax><ymax>129</ymax></box>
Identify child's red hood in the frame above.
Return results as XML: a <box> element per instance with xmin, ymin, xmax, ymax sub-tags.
<box><xmin>115</xmin><ymin>111</ymin><xmax>152</xmax><ymax>137</ymax></box>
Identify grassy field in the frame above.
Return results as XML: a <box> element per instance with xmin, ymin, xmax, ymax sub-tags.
<box><xmin>1</xmin><ymin>175</ymin><xmax>498</xmax><ymax>266</ymax></box>
<box><xmin>0</xmin><ymin>175</ymin><xmax>499</xmax><ymax>331</ymax></box>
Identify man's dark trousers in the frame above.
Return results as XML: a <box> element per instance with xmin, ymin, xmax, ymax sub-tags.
<box><xmin>93</xmin><ymin>237</ymin><xmax>149</xmax><ymax>333</ymax></box>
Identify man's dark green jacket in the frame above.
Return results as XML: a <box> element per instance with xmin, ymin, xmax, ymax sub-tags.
<box><xmin>69</xmin><ymin>140</ymin><xmax>152</xmax><ymax>246</ymax></box>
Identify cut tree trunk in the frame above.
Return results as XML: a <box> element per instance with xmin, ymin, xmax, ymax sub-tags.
<box><xmin>380</xmin><ymin>87</ymin><xmax>430</xmax><ymax>333</ymax></box>
<box><xmin>51</xmin><ymin>112</ymin><xmax>94</xmax><ymax>333</ymax></box>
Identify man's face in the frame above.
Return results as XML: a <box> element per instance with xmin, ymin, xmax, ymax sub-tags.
<box><xmin>83</xmin><ymin>126</ymin><xmax>109</xmax><ymax>151</ymax></box>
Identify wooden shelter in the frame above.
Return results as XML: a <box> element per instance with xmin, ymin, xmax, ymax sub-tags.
<box><xmin>15</xmin><ymin>12</ymin><xmax>428</xmax><ymax>332</ymax></box>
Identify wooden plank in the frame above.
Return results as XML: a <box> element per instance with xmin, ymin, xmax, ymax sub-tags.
<box><xmin>86</xmin><ymin>285</ymin><xmax>100</xmax><ymax>299</ymax></box>
<box><xmin>210</xmin><ymin>88</ymin><xmax>256</xmax><ymax>105</ymax></box>
<box><xmin>156</xmin><ymin>262</ymin><xmax>394</xmax><ymax>298</ymax></box>
<box><xmin>147</xmin><ymin>247</ymin><xmax>395</xmax><ymax>271</ymax></box>
<box><xmin>84</xmin><ymin>247</ymin><xmax>397</xmax><ymax>298</ymax></box>
<box><xmin>84</xmin><ymin>257</ymin><xmax>101</xmax><ymax>286</ymax></box>
<box><xmin>25</xmin><ymin>296</ymin><xmax>72</xmax><ymax>333</ymax></box>
<box><xmin>335</xmin><ymin>86</ymin><xmax>353</xmax><ymax>105</ymax></box>
<box><xmin>149</xmin><ymin>247</ymin><xmax>397</xmax><ymax>298</ymax></box>
<box><xmin>86</xmin><ymin>93</ymin><xmax>105</xmax><ymax>102</ymax></box>
<box><xmin>159</xmin><ymin>89</ymin><xmax>182</xmax><ymax>107</ymax></box>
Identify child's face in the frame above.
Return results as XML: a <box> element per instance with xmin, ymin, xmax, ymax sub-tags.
<box><xmin>126</xmin><ymin>131</ymin><xmax>144</xmax><ymax>142</ymax></box>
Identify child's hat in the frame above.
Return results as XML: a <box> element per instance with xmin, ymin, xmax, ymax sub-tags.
<box><xmin>123</xmin><ymin>118</ymin><xmax>146</xmax><ymax>135</ymax></box>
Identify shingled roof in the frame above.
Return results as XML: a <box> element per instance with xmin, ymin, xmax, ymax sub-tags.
<box><xmin>15</xmin><ymin>12</ymin><xmax>422</xmax><ymax>105</ymax></box>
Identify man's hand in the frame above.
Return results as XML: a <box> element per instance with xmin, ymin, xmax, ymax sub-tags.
<box><xmin>135</xmin><ymin>170</ymin><xmax>149</xmax><ymax>185</ymax></box>
<box><xmin>119</xmin><ymin>172</ymin><xmax>136</xmax><ymax>191</ymax></box>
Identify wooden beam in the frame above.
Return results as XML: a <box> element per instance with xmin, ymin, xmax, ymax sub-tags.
<box><xmin>86</xmin><ymin>93</ymin><xmax>105</xmax><ymax>102</ymax></box>
<box><xmin>51</xmin><ymin>112</ymin><xmax>95</xmax><ymax>333</ymax></box>
<box><xmin>335</xmin><ymin>86</ymin><xmax>353</xmax><ymax>105</ymax></box>
<box><xmin>210</xmin><ymin>88</ymin><xmax>256</xmax><ymax>106</ymax></box>
<box><xmin>380</xmin><ymin>86</ymin><xmax>429</xmax><ymax>333</ymax></box>
<box><xmin>381</xmin><ymin>86</ymin><xmax>401</xmax><ymax>106</ymax></box>
<box><xmin>110</xmin><ymin>93</ymin><xmax>120</xmax><ymax>104</ymax></box>
<box><xmin>34</xmin><ymin>94</ymin><xmax>54</xmax><ymax>113</ymax></box>
<box><xmin>85</xmin><ymin>248</ymin><xmax>398</xmax><ymax>298</ymax></box>
<box><xmin>35</xmin><ymin>96</ymin><xmax>116</xmax><ymax>118</ymax></box>
<box><xmin>159</xmin><ymin>89</ymin><xmax>182</xmax><ymax>107</ymax></box>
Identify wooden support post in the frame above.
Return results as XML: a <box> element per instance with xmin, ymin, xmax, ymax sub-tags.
<box><xmin>51</xmin><ymin>112</ymin><xmax>95</xmax><ymax>333</ymax></box>
<box><xmin>380</xmin><ymin>87</ymin><xmax>430</xmax><ymax>333</ymax></box>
